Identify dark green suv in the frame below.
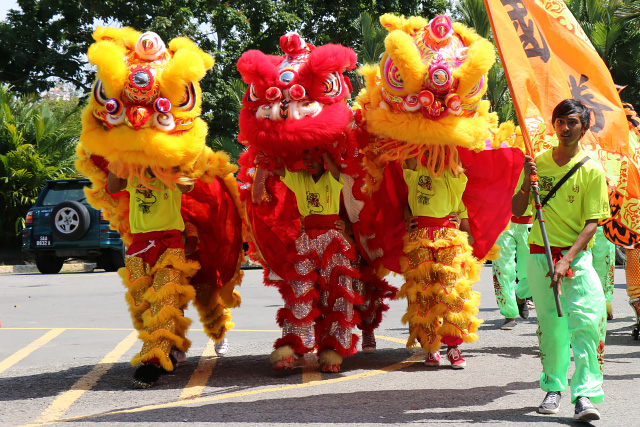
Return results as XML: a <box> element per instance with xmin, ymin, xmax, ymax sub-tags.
<box><xmin>21</xmin><ymin>178</ymin><xmax>125</xmax><ymax>274</ymax></box>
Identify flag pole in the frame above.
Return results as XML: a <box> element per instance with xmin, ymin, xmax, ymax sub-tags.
<box><xmin>483</xmin><ymin>0</ymin><xmax>563</xmax><ymax>317</ymax></box>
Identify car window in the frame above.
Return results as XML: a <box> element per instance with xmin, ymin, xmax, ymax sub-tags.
<box><xmin>41</xmin><ymin>185</ymin><xmax>88</xmax><ymax>206</ymax></box>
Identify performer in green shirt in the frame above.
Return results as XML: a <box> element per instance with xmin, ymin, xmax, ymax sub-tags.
<box><xmin>512</xmin><ymin>99</ymin><xmax>609</xmax><ymax>421</ymax></box>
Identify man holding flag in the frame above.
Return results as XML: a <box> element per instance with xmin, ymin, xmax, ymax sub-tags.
<box><xmin>512</xmin><ymin>99</ymin><xmax>609</xmax><ymax>421</ymax></box>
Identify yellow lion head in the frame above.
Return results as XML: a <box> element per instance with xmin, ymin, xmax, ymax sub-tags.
<box><xmin>357</xmin><ymin>14</ymin><xmax>512</xmax><ymax>157</ymax></box>
<box><xmin>79</xmin><ymin>27</ymin><xmax>215</xmax><ymax>176</ymax></box>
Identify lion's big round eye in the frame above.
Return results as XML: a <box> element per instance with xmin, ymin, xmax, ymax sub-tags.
<box><xmin>322</xmin><ymin>73</ymin><xmax>342</xmax><ymax>97</ymax></box>
<box><xmin>279</xmin><ymin>70</ymin><xmax>296</xmax><ymax>84</ymax></box>
<box><xmin>383</xmin><ymin>57</ymin><xmax>403</xmax><ymax>91</ymax></box>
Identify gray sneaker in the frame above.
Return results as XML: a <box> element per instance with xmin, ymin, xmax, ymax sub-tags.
<box><xmin>538</xmin><ymin>391</ymin><xmax>562</xmax><ymax>414</ymax></box>
<box><xmin>215</xmin><ymin>337</ymin><xmax>229</xmax><ymax>356</ymax></box>
<box><xmin>501</xmin><ymin>319</ymin><xmax>516</xmax><ymax>330</ymax></box>
<box><xmin>574</xmin><ymin>396</ymin><xmax>600</xmax><ymax>421</ymax></box>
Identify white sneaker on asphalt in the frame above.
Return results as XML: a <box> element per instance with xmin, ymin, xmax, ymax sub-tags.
<box><xmin>215</xmin><ymin>337</ymin><xmax>229</xmax><ymax>356</ymax></box>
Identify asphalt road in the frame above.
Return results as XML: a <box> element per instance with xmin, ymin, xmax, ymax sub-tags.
<box><xmin>0</xmin><ymin>265</ymin><xmax>638</xmax><ymax>426</ymax></box>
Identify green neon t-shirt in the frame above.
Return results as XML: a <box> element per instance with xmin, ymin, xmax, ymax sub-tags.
<box><xmin>281</xmin><ymin>170</ymin><xmax>344</xmax><ymax>216</ymax></box>
<box><xmin>404</xmin><ymin>167</ymin><xmax>468</xmax><ymax>218</ymax></box>
<box><xmin>517</xmin><ymin>149</ymin><xmax>609</xmax><ymax>248</ymax></box>
<box><xmin>127</xmin><ymin>177</ymin><xmax>184</xmax><ymax>234</ymax></box>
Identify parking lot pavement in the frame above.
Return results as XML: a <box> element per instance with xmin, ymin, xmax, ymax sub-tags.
<box><xmin>1</xmin><ymin>265</ymin><xmax>638</xmax><ymax>426</ymax></box>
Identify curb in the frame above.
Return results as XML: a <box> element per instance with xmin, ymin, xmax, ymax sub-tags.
<box><xmin>0</xmin><ymin>263</ymin><xmax>97</xmax><ymax>274</ymax></box>
<box><xmin>1</xmin><ymin>261</ymin><xmax>263</xmax><ymax>274</ymax></box>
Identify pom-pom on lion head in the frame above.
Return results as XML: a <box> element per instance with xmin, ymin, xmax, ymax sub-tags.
<box><xmin>237</xmin><ymin>32</ymin><xmax>357</xmax><ymax>166</ymax></box>
<box><xmin>80</xmin><ymin>27</ymin><xmax>215</xmax><ymax>185</ymax></box>
<box><xmin>357</xmin><ymin>14</ymin><xmax>504</xmax><ymax>157</ymax></box>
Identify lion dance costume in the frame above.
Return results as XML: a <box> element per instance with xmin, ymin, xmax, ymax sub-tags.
<box><xmin>236</xmin><ymin>33</ymin><xmax>395</xmax><ymax>372</ymax></box>
<box><xmin>76</xmin><ymin>28</ymin><xmax>244</xmax><ymax>387</ymax></box>
<box><xmin>355</xmin><ymin>14</ymin><xmax>522</xmax><ymax>366</ymax></box>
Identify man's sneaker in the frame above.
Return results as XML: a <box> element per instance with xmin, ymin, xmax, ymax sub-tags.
<box><xmin>517</xmin><ymin>299</ymin><xmax>530</xmax><ymax>319</ymax></box>
<box><xmin>501</xmin><ymin>318</ymin><xmax>516</xmax><ymax>330</ymax></box>
<box><xmin>424</xmin><ymin>351</ymin><xmax>441</xmax><ymax>367</ymax></box>
<box><xmin>526</xmin><ymin>298</ymin><xmax>535</xmax><ymax>310</ymax></box>
<box><xmin>574</xmin><ymin>396</ymin><xmax>600</xmax><ymax>421</ymax></box>
<box><xmin>446</xmin><ymin>346</ymin><xmax>466</xmax><ymax>369</ymax></box>
<box><xmin>362</xmin><ymin>332</ymin><xmax>376</xmax><ymax>354</ymax></box>
<box><xmin>215</xmin><ymin>337</ymin><xmax>229</xmax><ymax>356</ymax></box>
<box><xmin>538</xmin><ymin>391</ymin><xmax>561</xmax><ymax>414</ymax></box>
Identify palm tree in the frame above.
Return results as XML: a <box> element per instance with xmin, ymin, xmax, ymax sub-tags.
<box><xmin>0</xmin><ymin>84</ymin><xmax>80</xmax><ymax>247</ymax></box>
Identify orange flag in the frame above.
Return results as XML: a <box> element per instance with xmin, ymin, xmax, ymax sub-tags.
<box><xmin>483</xmin><ymin>0</ymin><xmax>628</xmax><ymax>155</ymax></box>
<box><xmin>485</xmin><ymin>0</ymin><xmax>640</xmax><ymax>247</ymax></box>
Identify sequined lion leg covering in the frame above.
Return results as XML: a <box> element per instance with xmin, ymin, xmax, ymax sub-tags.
<box><xmin>270</xmin><ymin>233</ymin><xmax>322</xmax><ymax>370</ymax></box>
<box><xmin>314</xmin><ymin>229</ymin><xmax>361</xmax><ymax>372</ymax></box>
<box><xmin>123</xmin><ymin>241</ymin><xmax>199</xmax><ymax>375</ymax></box>
<box><xmin>399</xmin><ymin>226</ymin><xmax>482</xmax><ymax>355</ymax></box>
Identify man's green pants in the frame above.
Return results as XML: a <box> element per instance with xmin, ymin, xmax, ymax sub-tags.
<box><xmin>492</xmin><ymin>223</ymin><xmax>532</xmax><ymax>318</ymax></box>
<box><xmin>527</xmin><ymin>250</ymin><xmax>606</xmax><ymax>404</ymax></box>
<box><xmin>591</xmin><ymin>226</ymin><xmax>615</xmax><ymax>305</ymax></box>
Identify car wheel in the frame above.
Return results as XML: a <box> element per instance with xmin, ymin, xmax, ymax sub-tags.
<box><xmin>50</xmin><ymin>201</ymin><xmax>91</xmax><ymax>241</ymax></box>
<box><xmin>35</xmin><ymin>253</ymin><xmax>65</xmax><ymax>274</ymax></box>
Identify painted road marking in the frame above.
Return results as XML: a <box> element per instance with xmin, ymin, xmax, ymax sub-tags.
<box><xmin>5</xmin><ymin>329</ymin><xmax>416</xmax><ymax>426</ymax></box>
<box><xmin>179</xmin><ymin>340</ymin><xmax>218</xmax><ymax>400</ymax></box>
<box><xmin>26</xmin><ymin>353</ymin><xmax>423</xmax><ymax>426</ymax></box>
<box><xmin>34</xmin><ymin>331</ymin><xmax>138</xmax><ymax>423</ymax></box>
<box><xmin>0</xmin><ymin>329</ymin><xmax>65</xmax><ymax>375</ymax></box>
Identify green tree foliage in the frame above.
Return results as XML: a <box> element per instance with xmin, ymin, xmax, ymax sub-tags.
<box><xmin>0</xmin><ymin>0</ymin><xmax>447</xmax><ymax>153</ymax></box>
<box><xmin>0</xmin><ymin>84</ymin><xmax>80</xmax><ymax>247</ymax></box>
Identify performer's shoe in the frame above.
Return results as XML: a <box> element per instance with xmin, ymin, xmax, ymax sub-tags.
<box><xmin>517</xmin><ymin>298</ymin><xmax>530</xmax><ymax>319</ymax></box>
<box><xmin>270</xmin><ymin>346</ymin><xmax>300</xmax><ymax>370</ymax></box>
<box><xmin>446</xmin><ymin>346</ymin><xmax>466</xmax><ymax>369</ymax></box>
<box><xmin>424</xmin><ymin>351</ymin><xmax>440</xmax><ymax>367</ymax></box>
<box><xmin>319</xmin><ymin>349</ymin><xmax>343</xmax><ymax>373</ymax></box>
<box><xmin>132</xmin><ymin>364</ymin><xmax>165</xmax><ymax>389</ymax></box>
<box><xmin>526</xmin><ymin>298</ymin><xmax>535</xmax><ymax>310</ymax></box>
<box><xmin>501</xmin><ymin>318</ymin><xmax>516</xmax><ymax>330</ymax></box>
<box><xmin>215</xmin><ymin>337</ymin><xmax>229</xmax><ymax>356</ymax></box>
<box><xmin>538</xmin><ymin>391</ymin><xmax>561</xmax><ymax>414</ymax></box>
<box><xmin>362</xmin><ymin>333</ymin><xmax>376</xmax><ymax>354</ymax></box>
<box><xmin>171</xmin><ymin>349</ymin><xmax>188</xmax><ymax>367</ymax></box>
<box><xmin>574</xmin><ymin>396</ymin><xmax>600</xmax><ymax>421</ymax></box>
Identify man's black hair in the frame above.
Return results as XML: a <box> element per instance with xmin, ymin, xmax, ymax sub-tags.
<box><xmin>551</xmin><ymin>99</ymin><xmax>591</xmax><ymax>131</ymax></box>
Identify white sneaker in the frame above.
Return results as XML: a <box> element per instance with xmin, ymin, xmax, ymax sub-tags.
<box><xmin>215</xmin><ymin>337</ymin><xmax>229</xmax><ymax>356</ymax></box>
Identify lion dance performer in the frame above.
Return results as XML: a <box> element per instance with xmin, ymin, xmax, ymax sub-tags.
<box><xmin>76</xmin><ymin>28</ymin><xmax>245</xmax><ymax>387</ymax></box>
<box><xmin>236</xmin><ymin>33</ymin><xmax>395</xmax><ymax>372</ymax></box>
<box><xmin>355</xmin><ymin>14</ymin><xmax>523</xmax><ymax>368</ymax></box>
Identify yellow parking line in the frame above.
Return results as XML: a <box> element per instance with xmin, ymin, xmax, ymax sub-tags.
<box><xmin>179</xmin><ymin>340</ymin><xmax>218</xmax><ymax>400</ymax></box>
<box><xmin>301</xmin><ymin>353</ymin><xmax>321</xmax><ymax>383</ymax></box>
<box><xmin>29</xmin><ymin>353</ymin><xmax>423</xmax><ymax>425</ymax></box>
<box><xmin>0</xmin><ymin>329</ymin><xmax>65</xmax><ymax>375</ymax></box>
<box><xmin>35</xmin><ymin>331</ymin><xmax>138</xmax><ymax>423</ymax></box>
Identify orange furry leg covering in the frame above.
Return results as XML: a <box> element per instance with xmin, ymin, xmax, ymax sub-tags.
<box><xmin>399</xmin><ymin>226</ymin><xmax>483</xmax><ymax>354</ymax></box>
<box><xmin>124</xmin><ymin>249</ymin><xmax>198</xmax><ymax>371</ymax></box>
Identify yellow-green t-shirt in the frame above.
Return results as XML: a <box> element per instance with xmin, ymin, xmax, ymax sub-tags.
<box><xmin>404</xmin><ymin>167</ymin><xmax>468</xmax><ymax>218</ymax></box>
<box><xmin>517</xmin><ymin>149</ymin><xmax>609</xmax><ymax>248</ymax></box>
<box><xmin>127</xmin><ymin>177</ymin><xmax>184</xmax><ymax>234</ymax></box>
<box><xmin>281</xmin><ymin>170</ymin><xmax>344</xmax><ymax>216</ymax></box>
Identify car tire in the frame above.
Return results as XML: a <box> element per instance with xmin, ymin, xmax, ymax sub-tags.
<box><xmin>102</xmin><ymin>246</ymin><xmax>126</xmax><ymax>272</ymax></box>
<box><xmin>35</xmin><ymin>253</ymin><xmax>65</xmax><ymax>274</ymax></box>
<box><xmin>50</xmin><ymin>201</ymin><xmax>91</xmax><ymax>241</ymax></box>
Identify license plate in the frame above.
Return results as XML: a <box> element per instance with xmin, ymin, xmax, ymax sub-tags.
<box><xmin>35</xmin><ymin>235</ymin><xmax>52</xmax><ymax>246</ymax></box>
